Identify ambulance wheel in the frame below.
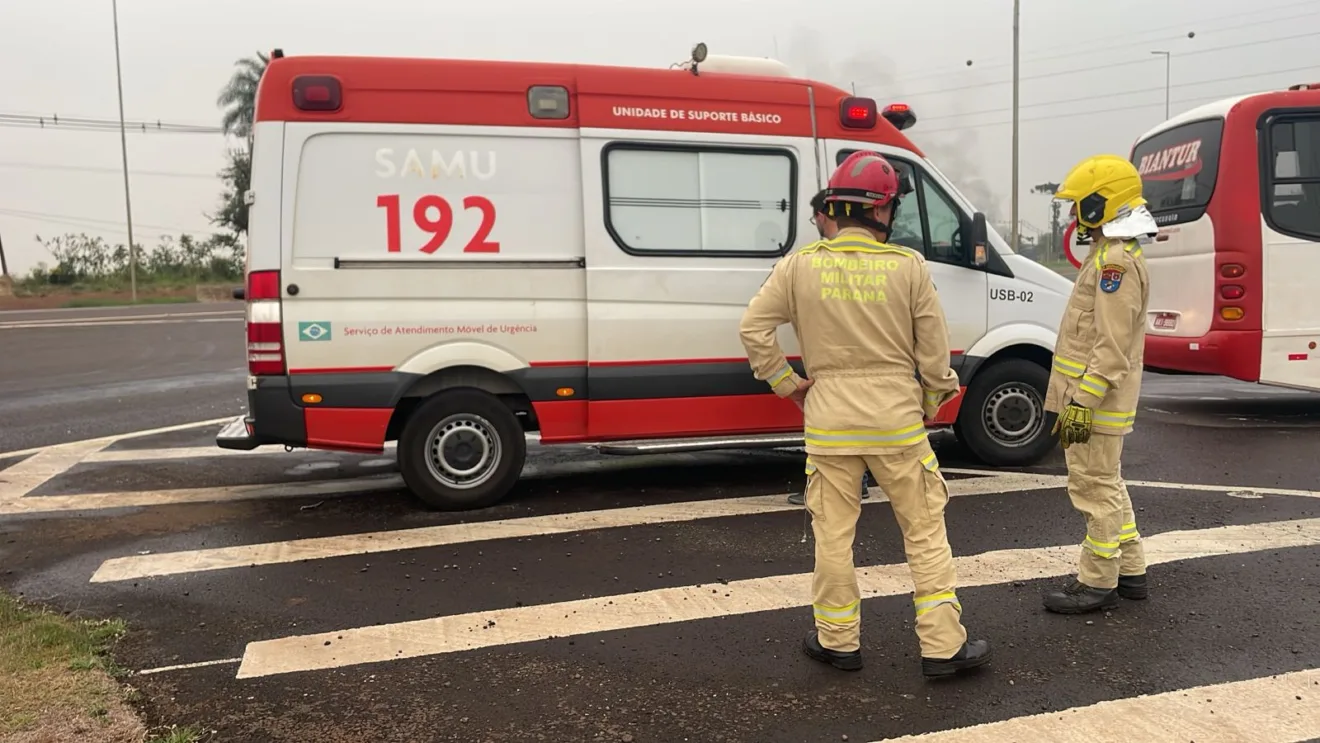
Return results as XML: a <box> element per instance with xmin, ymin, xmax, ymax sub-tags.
<box><xmin>954</xmin><ymin>358</ymin><xmax>1055</xmax><ymax>467</ymax></box>
<box><xmin>399</xmin><ymin>389</ymin><xmax>526</xmax><ymax>511</ymax></box>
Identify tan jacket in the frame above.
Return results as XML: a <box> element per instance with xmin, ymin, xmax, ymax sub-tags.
<box><xmin>739</xmin><ymin>227</ymin><xmax>960</xmax><ymax>456</ymax></box>
<box><xmin>1044</xmin><ymin>237</ymin><xmax>1150</xmax><ymax>436</ymax></box>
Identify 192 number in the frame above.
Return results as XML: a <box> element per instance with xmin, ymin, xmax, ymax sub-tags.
<box><xmin>376</xmin><ymin>194</ymin><xmax>500</xmax><ymax>254</ymax></box>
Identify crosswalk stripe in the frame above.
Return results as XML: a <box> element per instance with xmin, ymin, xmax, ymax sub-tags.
<box><xmin>232</xmin><ymin>516</ymin><xmax>1320</xmax><ymax>679</ymax></box>
<box><xmin>90</xmin><ymin>473</ymin><xmax>1060</xmax><ymax>582</ymax></box>
<box><xmin>871</xmin><ymin>667</ymin><xmax>1320</xmax><ymax>742</ymax></box>
<box><xmin>0</xmin><ymin>474</ymin><xmax>405</xmax><ymax>516</ymax></box>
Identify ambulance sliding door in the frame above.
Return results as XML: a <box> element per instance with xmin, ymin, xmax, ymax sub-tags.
<box><xmin>579</xmin><ymin>131</ymin><xmax>819</xmax><ymax>441</ymax></box>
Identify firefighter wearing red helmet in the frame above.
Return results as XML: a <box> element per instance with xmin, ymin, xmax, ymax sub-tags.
<box><xmin>739</xmin><ymin>150</ymin><xmax>991</xmax><ymax>678</ymax></box>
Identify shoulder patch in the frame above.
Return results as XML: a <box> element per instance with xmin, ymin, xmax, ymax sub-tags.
<box><xmin>1098</xmin><ymin>263</ymin><xmax>1126</xmax><ymax>293</ymax></box>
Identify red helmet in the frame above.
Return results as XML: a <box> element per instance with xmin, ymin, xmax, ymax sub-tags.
<box><xmin>822</xmin><ymin>150</ymin><xmax>901</xmax><ymax>208</ymax></box>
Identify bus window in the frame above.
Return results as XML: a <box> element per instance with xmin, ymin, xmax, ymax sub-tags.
<box><xmin>1131</xmin><ymin>118</ymin><xmax>1225</xmax><ymax>225</ymax></box>
<box><xmin>1264</xmin><ymin>116</ymin><xmax>1320</xmax><ymax>241</ymax></box>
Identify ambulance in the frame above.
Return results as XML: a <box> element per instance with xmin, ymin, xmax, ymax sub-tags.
<box><xmin>217</xmin><ymin>45</ymin><xmax>1076</xmax><ymax>510</ymax></box>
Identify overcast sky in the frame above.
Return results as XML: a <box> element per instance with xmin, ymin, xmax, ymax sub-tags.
<box><xmin>2</xmin><ymin>0</ymin><xmax>1318</xmax><ymax>274</ymax></box>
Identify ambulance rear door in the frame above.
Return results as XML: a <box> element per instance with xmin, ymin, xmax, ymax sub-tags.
<box><xmin>824</xmin><ymin>142</ymin><xmax>989</xmax><ymax>355</ymax></box>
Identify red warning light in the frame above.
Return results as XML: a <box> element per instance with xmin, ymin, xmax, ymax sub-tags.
<box><xmin>839</xmin><ymin>97</ymin><xmax>877</xmax><ymax>129</ymax></box>
<box><xmin>882</xmin><ymin>103</ymin><xmax>917</xmax><ymax>131</ymax></box>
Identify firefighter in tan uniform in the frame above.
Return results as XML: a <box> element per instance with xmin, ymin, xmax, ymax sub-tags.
<box><xmin>1043</xmin><ymin>154</ymin><xmax>1155</xmax><ymax>614</ymax></box>
<box><xmin>792</xmin><ymin>189</ymin><xmax>872</xmax><ymax>506</ymax></box>
<box><xmin>739</xmin><ymin>151</ymin><xmax>991</xmax><ymax>678</ymax></box>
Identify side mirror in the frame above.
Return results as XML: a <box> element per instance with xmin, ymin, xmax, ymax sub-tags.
<box><xmin>970</xmin><ymin>212</ymin><xmax>989</xmax><ymax>268</ymax></box>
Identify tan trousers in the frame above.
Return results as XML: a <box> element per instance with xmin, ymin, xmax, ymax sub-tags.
<box><xmin>804</xmin><ymin>441</ymin><xmax>968</xmax><ymax>659</ymax></box>
<box><xmin>1064</xmin><ymin>433</ymin><xmax>1147</xmax><ymax>589</ymax></box>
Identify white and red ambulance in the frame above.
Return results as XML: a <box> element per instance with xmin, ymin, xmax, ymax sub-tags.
<box><xmin>217</xmin><ymin>47</ymin><xmax>1076</xmax><ymax>510</ymax></box>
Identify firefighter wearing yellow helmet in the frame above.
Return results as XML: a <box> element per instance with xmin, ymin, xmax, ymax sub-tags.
<box><xmin>1043</xmin><ymin>154</ymin><xmax>1155</xmax><ymax>615</ymax></box>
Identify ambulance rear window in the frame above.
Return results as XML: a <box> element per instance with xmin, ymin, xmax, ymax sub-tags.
<box><xmin>1130</xmin><ymin>117</ymin><xmax>1224</xmax><ymax>226</ymax></box>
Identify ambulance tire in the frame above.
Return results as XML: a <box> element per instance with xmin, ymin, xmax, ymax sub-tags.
<box><xmin>398</xmin><ymin>389</ymin><xmax>527</xmax><ymax>511</ymax></box>
<box><xmin>953</xmin><ymin>358</ymin><xmax>1055</xmax><ymax>467</ymax></box>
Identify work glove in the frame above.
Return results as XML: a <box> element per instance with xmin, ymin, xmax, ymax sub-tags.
<box><xmin>1051</xmin><ymin>402</ymin><xmax>1093</xmax><ymax>449</ymax></box>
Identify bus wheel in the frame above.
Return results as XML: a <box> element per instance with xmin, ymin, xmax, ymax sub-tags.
<box><xmin>398</xmin><ymin>388</ymin><xmax>526</xmax><ymax>511</ymax></box>
<box><xmin>953</xmin><ymin>358</ymin><xmax>1055</xmax><ymax>467</ymax></box>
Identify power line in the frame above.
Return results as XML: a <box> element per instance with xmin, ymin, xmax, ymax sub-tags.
<box><xmin>885</xmin><ymin>0</ymin><xmax>1320</xmax><ymax>88</ymax></box>
<box><xmin>0</xmin><ymin>113</ymin><xmax>222</xmax><ymax>135</ymax></box>
<box><xmin>859</xmin><ymin>29</ymin><xmax>1320</xmax><ymax>99</ymax></box>
<box><xmin>0</xmin><ymin>161</ymin><xmax>217</xmax><ymax>179</ymax></box>
<box><xmin>0</xmin><ymin>207</ymin><xmax>223</xmax><ymax>238</ymax></box>
<box><xmin>915</xmin><ymin>90</ymin><xmax>1240</xmax><ymax>136</ymax></box>
<box><xmin>919</xmin><ymin>62</ymin><xmax>1320</xmax><ymax>123</ymax></box>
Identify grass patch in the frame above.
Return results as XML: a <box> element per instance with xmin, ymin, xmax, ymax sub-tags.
<box><xmin>60</xmin><ymin>296</ymin><xmax>197</xmax><ymax>309</ymax></box>
<box><xmin>0</xmin><ymin>591</ymin><xmax>208</xmax><ymax>742</ymax></box>
<box><xmin>146</xmin><ymin>725</ymin><xmax>208</xmax><ymax>743</ymax></box>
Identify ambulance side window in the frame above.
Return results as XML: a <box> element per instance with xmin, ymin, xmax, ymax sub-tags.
<box><xmin>920</xmin><ymin>178</ymin><xmax>967</xmax><ymax>265</ymax></box>
<box><xmin>602</xmin><ymin>143</ymin><xmax>797</xmax><ymax>257</ymax></box>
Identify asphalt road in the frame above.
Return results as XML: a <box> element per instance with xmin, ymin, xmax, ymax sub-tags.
<box><xmin>0</xmin><ymin>302</ymin><xmax>245</xmax><ymax>453</ymax></box>
<box><xmin>1</xmin><ymin>366</ymin><xmax>1317</xmax><ymax>741</ymax></box>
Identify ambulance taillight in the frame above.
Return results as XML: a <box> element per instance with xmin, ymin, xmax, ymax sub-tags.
<box><xmin>840</xmin><ymin>97</ymin><xmax>877</xmax><ymax>129</ymax></box>
<box><xmin>246</xmin><ymin>270</ymin><xmax>286</xmax><ymax>376</ymax></box>
<box><xmin>882</xmin><ymin>103</ymin><xmax>917</xmax><ymax>131</ymax></box>
<box><xmin>292</xmin><ymin>75</ymin><xmax>343</xmax><ymax>112</ymax></box>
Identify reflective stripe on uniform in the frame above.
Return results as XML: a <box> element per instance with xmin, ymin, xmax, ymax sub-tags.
<box><xmin>920</xmin><ymin>452</ymin><xmax>939</xmax><ymax>472</ymax></box>
<box><xmin>1093</xmin><ymin>239</ymin><xmax>1143</xmax><ymax>270</ymax></box>
<box><xmin>1084</xmin><ymin>535</ymin><xmax>1120</xmax><ymax>559</ymax></box>
<box><xmin>813</xmin><ymin>600</ymin><xmax>861</xmax><ymax>625</ymax></box>
<box><xmin>913</xmin><ymin>591</ymin><xmax>960</xmax><ymax>617</ymax></box>
<box><xmin>804</xmin><ymin>422</ymin><xmax>927</xmax><ymax>448</ymax></box>
<box><xmin>804</xmin><ymin>457</ymin><xmax>817</xmax><ymax>476</ymax></box>
<box><xmin>1119</xmin><ymin>521</ymin><xmax>1140</xmax><ymax>543</ymax></box>
<box><xmin>799</xmin><ymin>236</ymin><xmax>918</xmax><ymax>258</ymax></box>
<box><xmin>1093</xmin><ymin>409</ymin><xmax>1137</xmax><ymax>428</ymax></box>
<box><xmin>1080</xmin><ymin>373</ymin><xmax>1111</xmax><ymax>398</ymax></box>
<box><xmin>923</xmin><ymin>390</ymin><xmax>944</xmax><ymax>406</ymax></box>
<box><xmin>1052</xmin><ymin>356</ymin><xmax>1085</xmax><ymax>379</ymax></box>
<box><xmin>768</xmin><ymin>364</ymin><xmax>794</xmax><ymax>388</ymax></box>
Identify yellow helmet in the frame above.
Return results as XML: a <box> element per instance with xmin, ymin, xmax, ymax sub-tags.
<box><xmin>1054</xmin><ymin>154</ymin><xmax>1146</xmax><ymax>229</ymax></box>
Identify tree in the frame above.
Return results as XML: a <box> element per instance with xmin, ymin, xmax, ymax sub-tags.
<box><xmin>216</xmin><ymin>51</ymin><xmax>269</xmax><ymax>144</ymax></box>
<box><xmin>212</xmin><ymin>51</ymin><xmax>269</xmax><ymax>236</ymax></box>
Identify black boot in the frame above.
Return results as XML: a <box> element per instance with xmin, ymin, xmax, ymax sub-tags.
<box><xmin>921</xmin><ymin>639</ymin><xmax>991</xmax><ymax>678</ymax></box>
<box><xmin>1043</xmin><ymin>580</ymin><xmax>1120</xmax><ymax>614</ymax></box>
<box><xmin>1118</xmin><ymin>573</ymin><xmax>1148</xmax><ymax>600</ymax></box>
<box><xmin>802</xmin><ymin>631</ymin><xmax>863</xmax><ymax>671</ymax></box>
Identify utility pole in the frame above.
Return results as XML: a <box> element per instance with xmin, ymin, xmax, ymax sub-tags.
<box><xmin>0</xmin><ymin>231</ymin><xmax>8</xmax><ymax>278</ymax></box>
<box><xmin>1010</xmin><ymin>0</ymin><xmax>1021</xmax><ymax>253</ymax></box>
<box><xmin>1151</xmin><ymin>51</ymin><xmax>1171</xmax><ymax>119</ymax></box>
<box><xmin>111</xmin><ymin>0</ymin><xmax>137</xmax><ymax>302</ymax></box>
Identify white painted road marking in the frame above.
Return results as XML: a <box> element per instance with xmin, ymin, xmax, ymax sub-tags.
<box><xmin>231</xmin><ymin>516</ymin><xmax>1320</xmax><ymax>679</ymax></box>
<box><xmin>90</xmin><ymin>473</ymin><xmax>1061</xmax><ymax>582</ymax></box>
<box><xmin>135</xmin><ymin>658</ymin><xmax>243</xmax><ymax>676</ymax></box>
<box><xmin>871</xmin><ymin>667</ymin><xmax>1320</xmax><ymax>742</ymax></box>
<box><xmin>0</xmin><ymin>474</ymin><xmax>405</xmax><ymax>517</ymax></box>
<box><xmin>0</xmin><ymin>417</ymin><xmax>235</xmax><ymax>461</ymax></box>
<box><xmin>0</xmin><ymin>318</ymin><xmax>243</xmax><ymax>330</ymax></box>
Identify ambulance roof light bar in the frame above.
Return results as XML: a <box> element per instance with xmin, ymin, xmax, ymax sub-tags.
<box><xmin>882</xmin><ymin>103</ymin><xmax>917</xmax><ymax>131</ymax></box>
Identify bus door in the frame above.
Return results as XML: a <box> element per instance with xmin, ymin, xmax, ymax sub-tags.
<box><xmin>1258</xmin><ymin>111</ymin><xmax>1320</xmax><ymax>389</ymax></box>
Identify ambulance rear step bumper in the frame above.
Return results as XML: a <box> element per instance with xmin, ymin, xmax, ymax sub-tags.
<box><xmin>594</xmin><ymin>433</ymin><xmax>804</xmax><ymax>456</ymax></box>
<box><xmin>215</xmin><ymin>415</ymin><xmax>262</xmax><ymax>451</ymax></box>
